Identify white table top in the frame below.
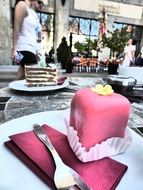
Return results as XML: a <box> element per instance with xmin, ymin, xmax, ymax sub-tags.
<box><xmin>0</xmin><ymin>109</ymin><xmax>143</xmax><ymax>190</ymax></box>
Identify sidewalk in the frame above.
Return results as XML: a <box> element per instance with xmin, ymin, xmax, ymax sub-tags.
<box><xmin>0</xmin><ymin>65</ymin><xmax>18</xmax><ymax>88</ymax></box>
<box><xmin>0</xmin><ymin>65</ymin><xmax>18</xmax><ymax>71</ymax></box>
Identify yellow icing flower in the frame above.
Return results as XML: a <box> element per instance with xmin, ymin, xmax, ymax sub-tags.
<box><xmin>91</xmin><ymin>84</ymin><xmax>114</xmax><ymax>95</ymax></box>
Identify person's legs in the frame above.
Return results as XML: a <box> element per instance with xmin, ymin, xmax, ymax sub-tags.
<box><xmin>15</xmin><ymin>51</ymin><xmax>38</xmax><ymax>80</ymax></box>
<box><xmin>16</xmin><ymin>65</ymin><xmax>25</xmax><ymax>80</ymax></box>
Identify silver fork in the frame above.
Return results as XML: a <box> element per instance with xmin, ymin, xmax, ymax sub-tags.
<box><xmin>33</xmin><ymin>124</ymin><xmax>91</xmax><ymax>190</ymax></box>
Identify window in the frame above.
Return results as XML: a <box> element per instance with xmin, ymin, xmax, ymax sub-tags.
<box><xmin>69</xmin><ymin>16</ymin><xmax>99</xmax><ymax>40</ymax></box>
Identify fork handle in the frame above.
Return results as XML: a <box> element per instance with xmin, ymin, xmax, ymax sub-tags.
<box><xmin>43</xmin><ymin>136</ymin><xmax>66</xmax><ymax>168</ymax></box>
<box><xmin>33</xmin><ymin>124</ymin><xmax>67</xmax><ymax>169</ymax></box>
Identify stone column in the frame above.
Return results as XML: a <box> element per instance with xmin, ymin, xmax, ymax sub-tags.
<box><xmin>53</xmin><ymin>0</ymin><xmax>70</xmax><ymax>62</ymax></box>
<box><xmin>0</xmin><ymin>0</ymin><xmax>12</xmax><ymax>65</ymax></box>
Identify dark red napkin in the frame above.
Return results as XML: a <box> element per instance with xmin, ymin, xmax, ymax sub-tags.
<box><xmin>57</xmin><ymin>77</ymin><xmax>67</xmax><ymax>85</ymax></box>
<box><xmin>5</xmin><ymin>125</ymin><xmax>127</xmax><ymax>190</ymax></box>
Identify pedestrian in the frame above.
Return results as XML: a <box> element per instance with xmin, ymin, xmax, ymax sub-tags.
<box><xmin>121</xmin><ymin>38</ymin><xmax>136</xmax><ymax>67</ymax></box>
<box><xmin>11</xmin><ymin>0</ymin><xmax>41</xmax><ymax>80</ymax></box>
<box><xmin>31</xmin><ymin>0</ymin><xmax>46</xmax><ymax>67</ymax></box>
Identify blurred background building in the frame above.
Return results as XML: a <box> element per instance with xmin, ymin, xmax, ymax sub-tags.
<box><xmin>1</xmin><ymin>0</ymin><xmax>143</xmax><ymax>65</ymax></box>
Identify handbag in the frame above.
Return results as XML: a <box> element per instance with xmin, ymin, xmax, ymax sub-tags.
<box><xmin>134</xmin><ymin>54</ymin><xmax>143</xmax><ymax>66</ymax></box>
<box><xmin>130</xmin><ymin>60</ymin><xmax>135</xmax><ymax>66</ymax></box>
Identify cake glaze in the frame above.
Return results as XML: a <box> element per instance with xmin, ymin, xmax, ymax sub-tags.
<box><xmin>69</xmin><ymin>88</ymin><xmax>131</xmax><ymax>150</ymax></box>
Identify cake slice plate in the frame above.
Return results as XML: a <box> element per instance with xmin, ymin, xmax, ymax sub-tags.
<box><xmin>8</xmin><ymin>79</ymin><xmax>69</xmax><ymax>92</ymax></box>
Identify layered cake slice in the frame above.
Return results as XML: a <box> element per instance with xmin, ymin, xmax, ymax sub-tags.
<box><xmin>25</xmin><ymin>65</ymin><xmax>57</xmax><ymax>87</ymax></box>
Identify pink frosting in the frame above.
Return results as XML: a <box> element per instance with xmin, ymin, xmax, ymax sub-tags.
<box><xmin>70</xmin><ymin>88</ymin><xmax>131</xmax><ymax>150</ymax></box>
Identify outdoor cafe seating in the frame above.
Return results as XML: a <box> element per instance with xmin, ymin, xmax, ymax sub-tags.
<box><xmin>74</xmin><ymin>57</ymin><xmax>123</xmax><ymax>73</ymax></box>
<box><xmin>74</xmin><ymin>57</ymin><xmax>98</xmax><ymax>72</ymax></box>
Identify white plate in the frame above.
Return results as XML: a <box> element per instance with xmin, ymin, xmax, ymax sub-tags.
<box><xmin>0</xmin><ymin>110</ymin><xmax>69</xmax><ymax>190</ymax></box>
<box><xmin>0</xmin><ymin>110</ymin><xmax>143</xmax><ymax>190</ymax></box>
<box><xmin>8</xmin><ymin>79</ymin><xmax>69</xmax><ymax>92</ymax></box>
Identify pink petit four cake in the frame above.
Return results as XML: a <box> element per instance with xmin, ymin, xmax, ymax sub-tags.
<box><xmin>67</xmin><ymin>85</ymin><xmax>132</xmax><ymax>161</ymax></box>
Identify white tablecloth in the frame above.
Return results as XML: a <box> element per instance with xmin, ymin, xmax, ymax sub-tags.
<box><xmin>0</xmin><ymin>109</ymin><xmax>143</xmax><ymax>190</ymax></box>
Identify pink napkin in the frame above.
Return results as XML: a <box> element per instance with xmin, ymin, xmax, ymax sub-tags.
<box><xmin>5</xmin><ymin>124</ymin><xmax>127</xmax><ymax>190</ymax></box>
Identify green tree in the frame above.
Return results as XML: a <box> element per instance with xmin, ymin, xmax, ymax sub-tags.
<box><xmin>74</xmin><ymin>41</ymin><xmax>85</xmax><ymax>54</ymax></box>
<box><xmin>74</xmin><ymin>38</ymin><xmax>98</xmax><ymax>56</ymax></box>
<box><xmin>102</xmin><ymin>27</ymin><xmax>129</xmax><ymax>56</ymax></box>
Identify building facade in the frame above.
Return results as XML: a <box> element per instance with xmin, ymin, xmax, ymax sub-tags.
<box><xmin>0</xmin><ymin>0</ymin><xmax>143</xmax><ymax>65</ymax></box>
